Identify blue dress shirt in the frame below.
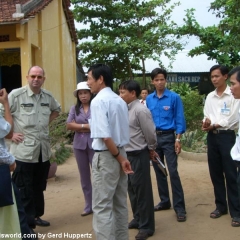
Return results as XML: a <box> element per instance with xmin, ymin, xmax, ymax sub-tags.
<box><xmin>146</xmin><ymin>88</ymin><xmax>186</xmax><ymax>134</ymax></box>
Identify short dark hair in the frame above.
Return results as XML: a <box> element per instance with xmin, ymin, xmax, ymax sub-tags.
<box><xmin>228</xmin><ymin>66</ymin><xmax>240</xmax><ymax>83</ymax></box>
<box><xmin>150</xmin><ymin>68</ymin><xmax>167</xmax><ymax>80</ymax></box>
<box><xmin>141</xmin><ymin>88</ymin><xmax>149</xmax><ymax>93</ymax></box>
<box><xmin>87</xmin><ymin>63</ymin><xmax>113</xmax><ymax>89</ymax></box>
<box><xmin>210</xmin><ymin>65</ymin><xmax>229</xmax><ymax>75</ymax></box>
<box><xmin>119</xmin><ymin>80</ymin><xmax>141</xmax><ymax>98</ymax></box>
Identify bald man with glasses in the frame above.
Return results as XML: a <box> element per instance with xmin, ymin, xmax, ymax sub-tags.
<box><xmin>0</xmin><ymin>66</ymin><xmax>61</xmax><ymax>235</ymax></box>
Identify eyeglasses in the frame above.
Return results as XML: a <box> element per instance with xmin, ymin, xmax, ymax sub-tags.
<box><xmin>29</xmin><ymin>75</ymin><xmax>43</xmax><ymax>79</ymax></box>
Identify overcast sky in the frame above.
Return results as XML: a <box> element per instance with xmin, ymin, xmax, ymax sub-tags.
<box><xmin>169</xmin><ymin>0</ymin><xmax>219</xmax><ymax>49</ymax></box>
<box><xmin>170</xmin><ymin>0</ymin><xmax>218</xmax><ymax>26</ymax></box>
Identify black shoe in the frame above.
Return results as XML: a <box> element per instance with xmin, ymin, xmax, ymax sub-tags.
<box><xmin>128</xmin><ymin>219</ymin><xmax>139</xmax><ymax>229</ymax></box>
<box><xmin>29</xmin><ymin>228</ymin><xmax>38</xmax><ymax>240</ymax></box>
<box><xmin>135</xmin><ymin>231</ymin><xmax>149</xmax><ymax>240</ymax></box>
<box><xmin>154</xmin><ymin>203</ymin><xmax>171</xmax><ymax>211</ymax></box>
<box><xmin>35</xmin><ymin>217</ymin><xmax>50</xmax><ymax>227</ymax></box>
<box><xmin>210</xmin><ymin>209</ymin><xmax>228</xmax><ymax>219</ymax></box>
<box><xmin>176</xmin><ymin>211</ymin><xmax>187</xmax><ymax>222</ymax></box>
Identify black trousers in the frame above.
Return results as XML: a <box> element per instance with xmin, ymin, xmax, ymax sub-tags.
<box><xmin>12</xmin><ymin>157</ymin><xmax>50</xmax><ymax>228</ymax></box>
<box><xmin>235</xmin><ymin>161</ymin><xmax>240</xmax><ymax>205</ymax></box>
<box><xmin>207</xmin><ymin>131</ymin><xmax>240</xmax><ymax>218</ymax></box>
<box><xmin>12</xmin><ymin>182</ymin><xmax>33</xmax><ymax>240</ymax></box>
<box><xmin>127</xmin><ymin>148</ymin><xmax>155</xmax><ymax>235</ymax></box>
<box><xmin>152</xmin><ymin>132</ymin><xmax>186</xmax><ymax>213</ymax></box>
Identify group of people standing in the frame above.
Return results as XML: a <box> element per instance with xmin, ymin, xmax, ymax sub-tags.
<box><xmin>69</xmin><ymin>64</ymin><xmax>187</xmax><ymax>240</ymax></box>
<box><xmin>1</xmin><ymin>63</ymin><xmax>240</xmax><ymax>240</ymax></box>
<box><xmin>71</xmin><ymin>63</ymin><xmax>240</xmax><ymax>240</ymax></box>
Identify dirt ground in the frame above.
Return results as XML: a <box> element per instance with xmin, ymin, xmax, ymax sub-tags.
<box><xmin>35</xmin><ymin>153</ymin><xmax>240</xmax><ymax>240</ymax></box>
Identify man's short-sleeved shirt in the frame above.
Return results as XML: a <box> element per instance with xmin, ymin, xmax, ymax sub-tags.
<box><xmin>0</xmin><ymin>85</ymin><xmax>61</xmax><ymax>163</ymax></box>
<box><xmin>89</xmin><ymin>87</ymin><xmax>129</xmax><ymax>150</ymax></box>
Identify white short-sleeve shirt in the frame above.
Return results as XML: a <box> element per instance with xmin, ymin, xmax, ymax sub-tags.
<box><xmin>89</xmin><ymin>87</ymin><xmax>129</xmax><ymax>150</ymax></box>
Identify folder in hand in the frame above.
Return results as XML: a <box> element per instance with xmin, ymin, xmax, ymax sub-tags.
<box><xmin>155</xmin><ymin>157</ymin><xmax>168</xmax><ymax>176</ymax></box>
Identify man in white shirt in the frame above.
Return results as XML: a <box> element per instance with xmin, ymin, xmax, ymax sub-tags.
<box><xmin>202</xmin><ymin>64</ymin><xmax>240</xmax><ymax>227</ymax></box>
<box><xmin>87</xmin><ymin>63</ymin><xmax>133</xmax><ymax>240</ymax></box>
<box><xmin>229</xmin><ymin>66</ymin><xmax>240</xmax><ymax>212</ymax></box>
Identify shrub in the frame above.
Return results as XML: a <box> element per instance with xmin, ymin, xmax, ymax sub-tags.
<box><xmin>49</xmin><ymin>112</ymin><xmax>74</xmax><ymax>165</ymax></box>
<box><xmin>49</xmin><ymin>112</ymin><xmax>74</xmax><ymax>147</ymax></box>
<box><xmin>50</xmin><ymin>143</ymin><xmax>72</xmax><ymax>165</ymax></box>
<box><xmin>181</xmin><ymin>91</ymin><xmax>204</xmax><ymax>131</ymax></box>
<box><xmin>181</xmin><ymin>129</ymin><xmax>207</xmax><ymax>153</ymax></box>
<box><xmin>170</xmin><ymin>83</ymin><xmax>204</xmax><ymax>131</ymax></box>
<box><xmin>169</xmin><ymin>83</ymin><xmax>207</xmax><ymax>153</ymax></box>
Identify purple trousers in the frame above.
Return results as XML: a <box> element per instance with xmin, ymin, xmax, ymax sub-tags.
<box><xmin>74</xmin><ymin>147</ymin><xmax>94</xmax><ymax>213</ymax></box>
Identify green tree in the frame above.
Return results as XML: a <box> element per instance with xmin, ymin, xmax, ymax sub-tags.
<box><xmin>178</xmin><ymin>0</ymin><xmax>240</xmax><ymax>68</ymax></box>
<box><xmin>169</xmin><ymin>83</ymin><xmax>203</xmax><ymax>130</ymax></box>
<box><xmin>71</xmin><ymin>0</ymin><xmax>184</xmax><ymax>86</ymax></box>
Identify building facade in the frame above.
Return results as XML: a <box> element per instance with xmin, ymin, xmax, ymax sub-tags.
<box><xmin>0</xmin><ymin>0</ymin><xmax>81</xmax><ymax>112</ymax></box>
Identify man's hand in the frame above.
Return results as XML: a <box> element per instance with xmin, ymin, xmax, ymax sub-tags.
<box><xmin>202</xmin><ymin>118</ymin><xmax>211</xmax><ymax>131</ymax></box>
<box><xmin>12</xmin><ymin>133</ymin><xmax>24</xmax><ymax>144</ymax></box>
<box><xmin>9</xmin><ymin>162</ymin><xmax>16</xmax><ymax>172</ymax></box>
<box><xmin>149</xmin><ymin>150</ymin><xmax>159</xmax><ymax>162</ymax></box>
<box><xmin>175</xmin><ymin>141</ymin><xmax>181</xmax><ymax>154</ymax></box>
<box><xmin>120</xmin><ymin>159</ymin><xmax>134</xmax><ymax>174</ymax></box>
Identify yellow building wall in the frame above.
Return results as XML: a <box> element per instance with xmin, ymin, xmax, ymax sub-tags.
<box><xmin>60</xmin><ymin>2</ymin><xmax>77</xmax><ymax>111</ymax></box>
<box><xmin>0</xmin><ymin>25</ymin><xmax>18</xmax><ymax>41</ymax></box>
<box><xmin>0</xmin><ymin>0</ymin><xmax>76</xmax><ymax>112</ymax></box>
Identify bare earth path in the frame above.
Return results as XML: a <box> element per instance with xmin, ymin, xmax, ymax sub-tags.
<box><xmin>35</xmin><ymin>154</ymin><xmax>240</xmax><ymax>240</ymax></box>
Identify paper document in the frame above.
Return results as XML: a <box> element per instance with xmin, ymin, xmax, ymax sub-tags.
<box><xmin>155</xmin><ymin>157</ymin><xmax>168</xmax><ymax>176</ymax></box>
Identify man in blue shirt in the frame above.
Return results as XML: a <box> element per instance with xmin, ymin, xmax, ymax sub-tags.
<box><xmin>146</xmin><ymin>68</ymin><xmax>187</xmax><ymax>222</ymax></box>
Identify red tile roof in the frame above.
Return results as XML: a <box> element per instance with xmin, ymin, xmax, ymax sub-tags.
<box><xmin>0</xmin><ymin>0</ymin><xmax>78</xmax><ymax>43</ymax></box>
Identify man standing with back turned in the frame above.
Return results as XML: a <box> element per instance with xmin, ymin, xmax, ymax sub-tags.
<box><xmin>202</xmin><ymin>64</ymin><xmax>240</xmax><ymax>227</ymax></box>
<box><xmin>87</xmin><ymin>63</ymin><xmax>133</xmax><ymax>240</ymax></box>
<box><xmin>146</xmin><ymin>67</ymin><xmax>187</xmax><ymax>222</ymax></box>
<box><xmin>0</xmin><ymin>66</ymin><xmax>61</xmax><ymax>233</ymax></box>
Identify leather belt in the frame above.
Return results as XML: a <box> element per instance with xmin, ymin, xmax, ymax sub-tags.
<box><xmin>156</xmin><ymin>130</ymin><xmax>175</xmax><ymax>135</ymax></box>
<box><xmin>126</xmin><ymin>147</ymin><xmax>148</xmax><ymax>156</ymax></box>
<box><xmin>95</xmin><ymin>146</ymin><xmax>123</xmax><ymax>152</ymax></box>
<box><xmin>210</xmin><ymin>130</ymin><xmax>235</xmax><ymax>134</ymax></box>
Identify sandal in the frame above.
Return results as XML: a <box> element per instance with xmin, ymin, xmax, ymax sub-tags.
<box><xmin>210</xmin><ymin>209</ymin><xmax>227</xmax><ymax>219</ymax></box>
<box><xmin>176</xmin><ymin>212</ymin><xmax>186</xmax><ymax>222</ymax></box>
<box><xmin>232</xmin><ymin>217</ymin><xmax>240</xmax><ymax>227</ymax></box>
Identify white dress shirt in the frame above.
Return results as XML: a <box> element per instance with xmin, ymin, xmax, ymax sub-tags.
<box><xmin>139</xmin><ymin>99</ymin><xmax>146</xmax><ymax>106</ymax></box>
<box><xmin>89</xmin><ymin>87</ymin><xmax>129</xmax><ymax>150</ymax></box>
<box><xmin>203</xmin><ymin>85</ymin><xmax>240</xmax><ymax>130</ymax></box>
<box><xmin>231</xmin><ymin>108</ymin><xmax>240</xmax><ymax>162</ymax></box>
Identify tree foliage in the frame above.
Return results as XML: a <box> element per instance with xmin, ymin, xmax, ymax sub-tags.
<box><xmin>178</xmin><ymin>0</ymin><xmax>240</xmax><ymax>68</ymax></box>
<box><xmin>71</xmin><ymin>0</ymin><xmax>184</xmax><ymax>85</ymax></box>
<box><xmin>170</xmin><ymin>83</ymin><xmax>203</xmax><ymax>130</ymax></box>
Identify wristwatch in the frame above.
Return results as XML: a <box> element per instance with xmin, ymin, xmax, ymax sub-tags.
<box><xmin>176</xmin><ymin>138</ymin><xmax>181</xmax><ymax>142</ymax></box>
